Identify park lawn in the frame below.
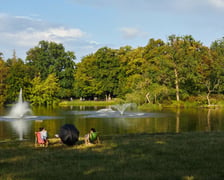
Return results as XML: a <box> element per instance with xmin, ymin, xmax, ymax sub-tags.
<box><xmin>1</xmin><ymin>132</ymin><xmax>224</xmax><ymax>180</ymax></box>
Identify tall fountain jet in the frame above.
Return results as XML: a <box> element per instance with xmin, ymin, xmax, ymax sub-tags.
<box><xmin>9</xmin><ymin>88</ymin><xmax>32</xmax><ymax>118</ymax></box>
<box><xmin>9</xmin><ymin>89</ymin><xmax>32</xmax><ymax>140</ymax></box>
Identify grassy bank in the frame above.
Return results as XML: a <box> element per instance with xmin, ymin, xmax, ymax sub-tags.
<box><xmin>59</xmin><ymin>99</ymin><xmax>119</xmax><ymax>107</ymax></box>
<box><xmin>1</xmin><ymin>132</ymin><xmax>224</xmax><ymax>179</ymax></box>
<box><xmin>59</xmin><ymin>99</ymin><xmax>224</xmax><ymax>110</ymax></box>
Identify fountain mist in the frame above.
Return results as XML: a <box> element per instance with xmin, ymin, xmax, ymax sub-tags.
<box><xmin>9</xmin><ymin>88</ymin><xmax>32</xmax><ymax>118</ymax></box>
<box><xmin>111</xmin><ymin>103</ymin><xmax>135</xmax><ymax>115</ymax></box>
<box><xmin>8</xmin><ymin>89</ymin><xmax>32</xmax><ymax>140</ymax></box>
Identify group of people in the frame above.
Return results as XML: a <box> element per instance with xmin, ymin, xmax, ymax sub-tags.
<box><xmin>36</xmin><ymin>127</ymin><xmax>100</xmax><ymax>146</ymax></box>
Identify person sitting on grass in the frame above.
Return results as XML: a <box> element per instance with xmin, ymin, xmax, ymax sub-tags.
<box><xmin>84</xmin><ymin>128</ymin><xmax>100</xmax><ymax>145</ymax></box>
<box><xmin>40</xmin><ymin>127</ymin><xmax>49</xmax><ymax>146</ymax></box>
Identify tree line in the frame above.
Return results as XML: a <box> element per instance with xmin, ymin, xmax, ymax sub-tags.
<box><xmin>0</xmin><ymin>35</ymin><xmax>224</xmax><ymax>106</ymax></box>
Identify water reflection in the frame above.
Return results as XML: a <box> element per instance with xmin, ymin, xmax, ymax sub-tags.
<box><xmin>0</xmin><ymin>106</ymin><xmax>63</xmax><ymax>141</ymax></box>
<box><xmin>176</xmin><ymin>108</ymin><xmax>180</xmax><ymax>133</ymax></box>
<box><xmin>10</xmin><ymin>119</ymin><xmax>30</xmax><ymax>140</ymax></box>
<box><xmin>0</xmin><ymin>106</ymin><xmax>224</xmax><ymax>141</ymax></box>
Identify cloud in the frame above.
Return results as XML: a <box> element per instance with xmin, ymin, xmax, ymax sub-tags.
<box><xmin>208</xmin><ymin>0</ymin><xmax>224</xmax><ymax>8</ymax></box>
<box><xmin>71</xmin><ymin>0</ymin><xmax>224</xmax><ymax>12</ymax></box>
<box><xmin>1</xmin><ymin>27</ymin><xmax>85</xmax><ymax>47</ymax></box>
<box><xmin>0</xmin><ymin>14</ymin><xmax>91</xmax><ymax>60</ymax></box>
<box><xmin>172</xmin><ymin>0</ymin><xmax>224</xmax><ymax>11</ymax></box>
<box><xmin>48</xmin><ymin>27</ymin><xmax>85</xmax><ymax>39</ymax></box>
<box><xmin>119</xmin><ymin>27</ymin><xmax>148</xmax><ymax>39</ymax></box>
<box><xmin>0</xmin><ymin>14</ymin><xmax>86</xmax><ymax>45</ymax></box>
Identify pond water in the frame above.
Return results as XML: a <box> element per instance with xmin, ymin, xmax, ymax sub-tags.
<box><xmin>0</xmin><ymin>105</ymin><xmax>224</xmax><ymax>141</ymax></box>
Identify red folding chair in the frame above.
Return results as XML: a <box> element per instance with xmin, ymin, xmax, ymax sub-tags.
<box><xmin>35</xmin><ymin>132</ymin><xmax>45</xmax><ymax>147</ymax></box>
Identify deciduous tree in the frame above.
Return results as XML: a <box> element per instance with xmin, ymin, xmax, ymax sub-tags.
<box><xmin>0</xmin><ymin>53</ymin><xmax>8</xmax><ymax>105</ymax></box>
<box><xmin>26</xmin><ymin>41</ymin><xmax>76</xmax><ymax>99</ymax></box>
<box><xmin>29</xmin><ymin>74</ymin><xmax>60</xmax><ymax>105</ymax></box>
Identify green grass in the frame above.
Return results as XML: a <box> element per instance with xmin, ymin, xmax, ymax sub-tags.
<box><xmin>1</xmin><ymin>132</ymin><xmax>224</xmax><ymax>180</ymax></box>
<box><xmin>59</xmin><ymin>99</ymin><xmax>224</xmax><ymax>110</ymax></box>
<box><xmin>59</xmin><ymin>99</ymin><xmax>119</xmax><ymax>107</ymax></box>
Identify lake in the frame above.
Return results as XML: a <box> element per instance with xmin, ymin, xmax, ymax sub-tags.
<box><xmin>0</xmin><ymin>105</ymin><xmax>224</xmax><ymax>141</ymax></box>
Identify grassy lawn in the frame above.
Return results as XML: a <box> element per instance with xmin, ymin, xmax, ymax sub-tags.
<box><xmin>1</xmin><ymin>132</ymin><xmax>224</xmax><ymax>180</ymax></box>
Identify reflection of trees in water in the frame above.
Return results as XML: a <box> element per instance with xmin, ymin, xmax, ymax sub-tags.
<box><xmin>3</xmin><ymin>107</ymin><xmax>224</xmax><ymax>141</ymax></box>
<box><xmin>206</xmin><ymin>109</ymin><xmax>211</xmax><ymax>132</ymax></box>
<box><xmin>176</xmin><ymin>108</ymin><xmax>180</xmax><ymax>133</ymax></box>
<box><xmin>198</xmin><ymin>108</ymin><xmax>219</xmax><ymax>132</ymax></box>
<box><xmin>205</xmin><ymin>108</ymin><xmax>224</xmax><ymax>132</ymax></box>
<box><xmin>0</xmin><ymin>122</ymin><xmax>8</xmax><ymax>138</ymax></box>
<box><xmin>28</xmin><ymin>108</ymin><xmax>224</xmax><ymax>140</ymax></box>
<box><xmin>174</xmin><ymin>108</ymin><xmax>224</xmax><ymax>133</ymax></box>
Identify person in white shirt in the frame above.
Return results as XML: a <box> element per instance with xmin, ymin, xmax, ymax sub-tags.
<box><xmin>40</xmin><ymin>127</ymin><xmax>49</xmax><ymax>146</ymax></box>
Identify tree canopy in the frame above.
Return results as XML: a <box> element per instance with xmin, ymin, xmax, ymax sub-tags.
<box><xmin>1</xmin><ymin>35</ymin><xmax>224</xmax><ymax>106</ymax></box>
<box><xmin>26</xmin><ymin>41</ymin><xmax>76</xmax><ymax>98</ymax></box>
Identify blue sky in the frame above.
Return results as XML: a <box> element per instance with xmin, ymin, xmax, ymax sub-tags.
<box><xmin>0</xmin><ymin>0</ymin><xmax>224</xmax><ymax>61</ymax></box>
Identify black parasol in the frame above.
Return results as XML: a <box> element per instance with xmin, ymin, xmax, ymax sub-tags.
<box><xmin>59</xmin><ymin>124</ymin><xmax>79</xmax><ymax>146</ymax></box>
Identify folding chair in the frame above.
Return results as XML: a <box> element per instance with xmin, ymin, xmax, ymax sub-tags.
<box><xmin>35</xmin><ymin>132</ymin><xmax>45</xmax><ymax>147</ymax></box>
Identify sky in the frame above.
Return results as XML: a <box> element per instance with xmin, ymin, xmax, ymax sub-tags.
<box><xmin>0</xmin><ymin>0</ymin><xmax>224</xmax><ymax>61</ymax></box>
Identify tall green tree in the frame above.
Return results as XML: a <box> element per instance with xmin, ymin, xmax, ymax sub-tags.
<box><xmin>166</xmin><ymin>35</ymin><xmax>205</xmax><ymax>101</ymax></box>
<box><xmin>142</xmin><ymin>38</ymin><xmax>171</xmax><ymax>103</ymax></box>
<box><xmin>26</xmin><ymin>41</ymin><xmax>76</xmax><ymax>98</ymax></box>
<box><xmin>0</xmin><ymin>53</ymin><xmax>8</xmax><ymax>105</ymax></box>
<box><xmin>74</xmin><ymin>47</ymin><xmax>121</xmax><ymax>99</ymax></box>
<box><xmin>115</xmin><ymin>46</ymin><xmax>134</xmax><ymax>97</ymax></box>
<box><xmin>114</xmin><ymin>46</ymin><xmax>147</xmax><ymax>98</ymax></box>
<box><xmin>121</xmin><ymin>47</ymin><xmax>149</xmax><ymax>102</ymax></box>
<box><xmin>201</xmin><ymin>37</ymin><xmax>224</xmax><ymax>105</ymax></box>
<box><xmin>5</xmin><ymin>52</ymin><xmax>33</xmax><ymax>103</ymax></box>
<box><xmin>29</xmin><ymin>73</ymin><xmax>60</xmax><ymax>105</ymax></box>
<box><xmin>74</xmin><ymin>54</ymin><xmax>100</xmax><ymax>99</ymax></box>
<box><xmin>93</xmin><ymin>47</ymin><xmax>120</xmax><ymax>99</ymax></box>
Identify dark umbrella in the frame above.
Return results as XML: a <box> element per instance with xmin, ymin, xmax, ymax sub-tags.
<box><xmin>59</xmin><ymin>124</ymin><xmax>79</xmax><ymax>146</ymax></box>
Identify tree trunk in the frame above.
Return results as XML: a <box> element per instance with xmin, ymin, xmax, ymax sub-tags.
<box><xmin>154</xmin><ymin>94</ymin><xmax>157</xmax><ymax>104</ymax></box>
<box><xmin>146</xmin><ymin>92</ymin><xmax>150</xmax><ymax>103</ymax></box>
<box><xmin>206</xmin><ymin>91</ymin><xmax>211</xmax><ymax>106</ymax></box>
<box><xmin>205</xmin><ymin>79</ymin><xmax>220</xmax><ymax>106</ymax></box>
<box><xmin>174</xmin><ymin>68</ymin><xmax>180</xmax><ymax>101</ymax></box>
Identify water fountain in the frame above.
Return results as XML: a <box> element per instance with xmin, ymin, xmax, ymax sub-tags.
<box><xmin>111</xmin><ymin>103</ymin><xmax>134</xmax><ymax>115</ymax></box>
<box><xmin>0</xmin><ymin>88</ymin><xmax>60</xmax><ymax>122</ymax></box>
<box><xmin>8</xmin><ymin>89</ymin><xmax>32</xmax><ymax>140</ymax></box>
<box><xmin>9</xmin><ymin>88</ymin><xmax>32</xmax><ymax>118</ymax></box>
<box><xmin>74</xmin><ymin>103</ymin><xmax>155</xmax><ymax>118</ymax></box>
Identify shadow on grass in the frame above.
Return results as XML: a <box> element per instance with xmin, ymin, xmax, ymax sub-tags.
<box><xmin>1</xmin><ymin>132</ymin><xmax>224</xmax><ymax>179</ymax></box>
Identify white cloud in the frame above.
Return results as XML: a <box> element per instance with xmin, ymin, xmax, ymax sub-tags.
<box><xmin>174</xmin><ymin>0</ymin><xmax>224</xmax><ymax>10</ymax></box>
<box><xmin>71</xmin><ymin>0</ymin><xmax>224</xmax><ymax>12</ymax></box>
<box><xmin>119</xmin><ymin>27</ymin><xmax>148</xmax><ymax>39</ymax></box>
<box><xmin>0</xmin><ymin>14</ymin><xmax>86</xmax><ymax>45</ymax></box>
<box><xmin>208</xmin><ymin>0</ymin><xmax>224</xmax><ymax>8</ymax></box>
<box><xmin>1</xmin><ymin>27</ymin><xmax>85</xmax><ymax>46</ymax></box>
<box><xmin>47</xmin><ymin>27</ymin><xmax>85</xmax><ymax>39</ymax></box>
<box><xmin>0</xmin><ymin>14</ymin><xmax>90</xmax><ymax>60</ymax></box>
